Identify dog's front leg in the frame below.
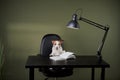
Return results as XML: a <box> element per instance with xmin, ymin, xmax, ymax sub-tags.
<box><xmin>49</xmin><ymin>51</ymin><xmax>56</xmax><ymax>56</ymax></box>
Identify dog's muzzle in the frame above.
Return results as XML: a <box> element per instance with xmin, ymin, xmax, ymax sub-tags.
<box><xmin>56</xmin><ymin>47</ymin><xmax>58</xmax><ymax>50</ymax></box>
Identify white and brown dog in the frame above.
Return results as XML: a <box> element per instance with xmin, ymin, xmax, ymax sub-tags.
<box><xmin>50</xmin><ymin>40</ymin><xmax>65</xmax><ymax>56</ymax></box>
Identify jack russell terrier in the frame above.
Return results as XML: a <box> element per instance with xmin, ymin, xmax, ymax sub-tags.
<box><xmin>50</xmin><ymin>40</ymin><xmax>65</xmax><ymax>56</ymax></box>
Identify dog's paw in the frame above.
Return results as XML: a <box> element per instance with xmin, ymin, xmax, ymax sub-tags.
<box><xmin>62</xmin><ymin>50</ymin><xmax>66</xmax><ymax>53</ymax></box>
<box><xmin>49</xmin><ymin>53</ymin><xmax>55</xmax><ymax>57</ymax></box>
<box><xmin>49</xmin><ymin>54</ymin><xmax>53</xmax><ymax>57</ymax></box>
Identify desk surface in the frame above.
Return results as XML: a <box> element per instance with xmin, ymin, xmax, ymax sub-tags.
<box><xmin>25</xmin><ymin>55</ymin><xmax>110</xmax><ymax>68</ymax></box>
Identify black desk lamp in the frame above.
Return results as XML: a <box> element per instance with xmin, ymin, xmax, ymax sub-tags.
<box><xmin>67</xmin><ymin>9</ymin><xmax>109</xmax><ymax>62</ymax></box>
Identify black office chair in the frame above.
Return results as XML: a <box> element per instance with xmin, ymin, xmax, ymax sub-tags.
<box><xmin>39</xmin><ymin>34</ymin><xmax>73</xmax><ymax>80</ymax></box>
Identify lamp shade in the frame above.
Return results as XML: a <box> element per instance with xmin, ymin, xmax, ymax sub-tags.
<box><xmin>67</xmin><ymin>14</ymin><xmax>80</xmax><ymax>29</ymax></box>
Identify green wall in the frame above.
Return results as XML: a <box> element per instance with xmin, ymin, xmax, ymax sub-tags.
<box><xmin>0</xmin><ymin>0</ymin><xmax>120</xmax><ymax>80</ymax></box>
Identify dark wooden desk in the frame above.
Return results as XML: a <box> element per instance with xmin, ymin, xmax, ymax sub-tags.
<box><xmin>25</xmin><ymin>55</ymin><xmax>110</xmax><ymax>80</ymax></box>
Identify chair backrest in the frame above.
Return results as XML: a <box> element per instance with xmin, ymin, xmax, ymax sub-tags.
<box><xmin>40</xmin><ymin>34</ymin><xmax>61</xmax><ymax>57</ymax></box>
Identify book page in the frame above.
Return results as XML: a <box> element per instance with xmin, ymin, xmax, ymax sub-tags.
<box><xmin>49</xmin><ymin>52</ymin><xmax>75</xmax><ymax>61</ymax></box>
<box><xmin>60</xmin><ymin>52</ymin><xmax>74</xmax><ymax>59</ymax></box>
<box><xmin>50</xmin><ymin>56</ymin><xmax>65</xmax><ymax>61</ymax></box>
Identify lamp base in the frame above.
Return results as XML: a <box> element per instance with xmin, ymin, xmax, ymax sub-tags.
<box><xmin>97</xmin><ymin>54</ymin><xmax>102</xmax><ymax>63</ymax></box>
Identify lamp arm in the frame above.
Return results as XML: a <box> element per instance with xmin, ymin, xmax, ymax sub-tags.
<box><xmin>79</xmin><ymin>17</ymin><xmax>109</xmax><ymax>61</ymax></box>
<box><xmin>79</xmin><ymin>17</ymin><xmax>109</xmax><ymax>31</ymax></box>
<box><xmin>97</xmin><ymin>29</ymin><xmax>109</xmax><ymax>61</ymax></box>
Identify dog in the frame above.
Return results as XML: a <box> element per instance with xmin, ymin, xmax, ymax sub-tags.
<box><xmin>50</xmin><ymin>40</ymin><xmax>65</xmax><ymax>56</ymax></box>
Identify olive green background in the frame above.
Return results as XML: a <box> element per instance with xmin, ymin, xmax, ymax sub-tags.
<box><xmin>0</xmin><ymin>0</ymin><xmax>120</xmax><ymax>80</ymax></box>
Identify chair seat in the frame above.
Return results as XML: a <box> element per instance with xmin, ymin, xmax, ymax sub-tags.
<box><xmin>41</xmin><ymin>67</ymin><xmax>73</xmax><ymax>77</ymax></box>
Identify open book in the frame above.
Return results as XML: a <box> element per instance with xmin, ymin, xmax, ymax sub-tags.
<box><xmin>50</xmin><ymin>52</ymin><xmax>76</xmax><ymax>61</ymax></box>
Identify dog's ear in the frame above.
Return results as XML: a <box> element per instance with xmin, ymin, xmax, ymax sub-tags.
<box><xmin>52</xmin><ymin>40</ymin><xmax>64</xmax><ymax>44</ymax></box>
<box><xmin>52</xmin><ymin>40</ymin><xmax>56</xmax><ymax>44</ymax></box>
<box><xmin>60</xmin><ymin>40</ymin><xmax>64</xmax><ymax>44</ymax></box>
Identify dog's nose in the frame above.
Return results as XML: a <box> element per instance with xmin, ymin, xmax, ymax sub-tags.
<box><xmin>56</xmin><ymin>47</ymin><xmax>58</xmax><ymax>50</ymax></box>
